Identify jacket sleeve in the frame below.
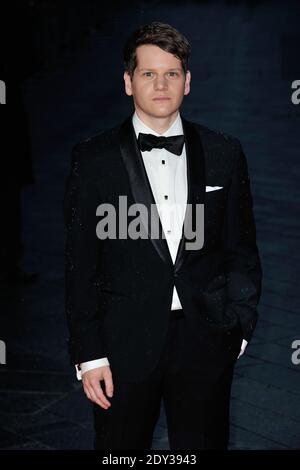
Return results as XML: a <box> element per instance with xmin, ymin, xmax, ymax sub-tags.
<box><xmin>63</xmin><ymin>144</ymin><xmax>107</xmax><ymax>364</ymax></box>
<box><xmin>222</xmin><ymin>139</ymin><xmax>263</xmax><ymax>342</ymax></box>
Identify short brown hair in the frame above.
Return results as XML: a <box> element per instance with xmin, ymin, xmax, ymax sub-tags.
<box><xmin>123</xmin><ymin>22</ymin><xmax>191</xmax><ymax>78</ymax></box>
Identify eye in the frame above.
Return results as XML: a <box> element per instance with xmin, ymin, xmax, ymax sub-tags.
<box><xmin>143</xmin><ymin>72</ymin><xmax>154</xmax><ymax>78</ymax></box>
<box><xmin>167</xmin><ymin>72</ymin><xmax>179</xmax><ymax>78</ymax></box>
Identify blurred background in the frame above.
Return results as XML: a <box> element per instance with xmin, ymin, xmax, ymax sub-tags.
<box><xmin>0</xmin><ymin>0</ymin><xmax>300</xmax><ymax>450</ymax></box>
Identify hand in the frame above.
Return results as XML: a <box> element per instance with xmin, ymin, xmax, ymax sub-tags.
<box><xmin>82</xmin><ymin>365</ymin><xmax>114</xmax><ymax>409</ymax></box>
<box><xmin>237</xmin><ymin>339</ymin><xmax>248</xmax><ymax>359</ymax></box>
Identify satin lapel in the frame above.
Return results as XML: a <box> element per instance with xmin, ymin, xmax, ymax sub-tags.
<box><xmin>119</xmin><ymin>116</ymin><xmax>173</xmax><ymax>268</ymax></box>
<box><xmin>174</xmin><ymin>118</ymin><xmax>206</xmax><ymax>273</ymax></box>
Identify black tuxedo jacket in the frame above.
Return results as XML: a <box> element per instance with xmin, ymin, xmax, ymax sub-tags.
<box><xmin>64</xmin><ymin>115</ymin><xmax>262</xmax><ymax>382</ymax></box>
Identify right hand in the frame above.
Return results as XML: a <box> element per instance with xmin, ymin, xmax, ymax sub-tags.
<box><xmin>82</xmin><ymin>365</ymin><xmax>114</xmax><ymax>410</ymax></box>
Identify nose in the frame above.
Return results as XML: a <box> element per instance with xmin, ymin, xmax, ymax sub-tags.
<box><xmin>154</xmin><ymin>75</ymin><xmax>168</xmax><ymax>90</ymax></box>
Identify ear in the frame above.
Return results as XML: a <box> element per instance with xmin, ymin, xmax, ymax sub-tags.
<box><xmin>184</xmin><ymin>70</ymin><xmax>191</xmax><ymax>96</ymax></box>
<box><xmin>124</xmin><ymin>71</ymin><xmax>133</xmax><ymax>96</ymax></box>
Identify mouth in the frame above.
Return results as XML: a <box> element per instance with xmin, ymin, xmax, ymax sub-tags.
<box><xmin>153</xmin><ymin>97</ymin><xmax>171</xmax><ymax>101</ymax></box>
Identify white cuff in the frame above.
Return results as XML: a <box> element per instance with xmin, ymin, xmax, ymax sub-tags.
<box><xmin>75</xmin><ymin>357</ymin><xmax>110</xmax><ymax>381</ymax></box>
<box><xmin>237</xmin><ymin>339</ymin><xmax>248</xmax><ymax>359</ymax></box>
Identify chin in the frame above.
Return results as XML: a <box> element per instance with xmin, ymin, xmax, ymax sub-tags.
<box><xmin>150</xmin><ymin>107</ymin><xmax>176</xmax><ymax>118</ymax></box>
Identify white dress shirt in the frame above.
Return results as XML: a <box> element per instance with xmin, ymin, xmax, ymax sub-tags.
<box><xmin>132</xmin><ymin>110</ymin><xmax>187</xmax><ymax>310</ymax></box>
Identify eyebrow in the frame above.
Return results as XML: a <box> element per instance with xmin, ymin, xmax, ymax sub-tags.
<box><xmin>138</xmin><ymin>68</ymin><xmax>182</xmax><ymax>72</ymax></box>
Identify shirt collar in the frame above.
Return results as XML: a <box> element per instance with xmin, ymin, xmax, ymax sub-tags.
<box><xmin>132</xmin><ymin>111</ymin><xmax>183</xmax><ymax>139</ymax></box>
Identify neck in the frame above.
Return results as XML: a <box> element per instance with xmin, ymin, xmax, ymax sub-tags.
<box><xmin>135</xmin><ymin>109</ymin><xmax>179</xmax><ymax>134</ymax></box>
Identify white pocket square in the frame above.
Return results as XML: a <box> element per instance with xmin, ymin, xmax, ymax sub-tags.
<box><xmin>205</xmin><ymin>186</ymin><xmax>223</xmax><ymax>192</ymax></box>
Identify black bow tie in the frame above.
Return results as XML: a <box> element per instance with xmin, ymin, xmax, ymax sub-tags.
<box><xmin>137</xmin><ymin>133</ymin><xmax>185</xmax><ymax>156</ymax></box>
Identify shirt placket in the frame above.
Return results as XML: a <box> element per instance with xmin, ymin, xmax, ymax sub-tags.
<box><xmin>158</xmin><ymin>149</ymin><xmax>178</xmax><ymax>263</ymax></box>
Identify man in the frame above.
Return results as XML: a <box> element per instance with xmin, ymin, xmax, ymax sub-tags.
<box><xmin>64</xmin><ymin>22</ymin><xmax>262</xmax><ymax>450</ymax></box>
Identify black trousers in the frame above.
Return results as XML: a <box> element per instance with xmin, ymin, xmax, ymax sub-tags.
<box><xmin>93</xmin><ymin>309</ymin><xmax>237</xmax><ymax>450</ymax></box>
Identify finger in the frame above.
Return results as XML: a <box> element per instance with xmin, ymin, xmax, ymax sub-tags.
<box><xmin>104</xmin><ymin>373</ymin><xmax>114</xmax><ymax>397</ymax></box>
<box><xmin>83</xmin><ymin>384</ymin><xmax>92</xmax><ymax>401</ymax></box>
<box><xmin>86</xmin><ymin>383</ymin><xmax>110</xmax><ymax>409</ymax></box>
<box><xmin>90</xmin><ymin>380</ymin><xmax>111</xmax><ymax>408</ymax></box>
<box><xmin>82</xmin><ymin>378</ymin><xmax>103</xmax><ymax>406</ymax></box>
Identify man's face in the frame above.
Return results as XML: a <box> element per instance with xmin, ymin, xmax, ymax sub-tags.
<box><xmin>124</xmin><ymin>44</ymin><xmax>191</xmax><ymax>121</ymax></box>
